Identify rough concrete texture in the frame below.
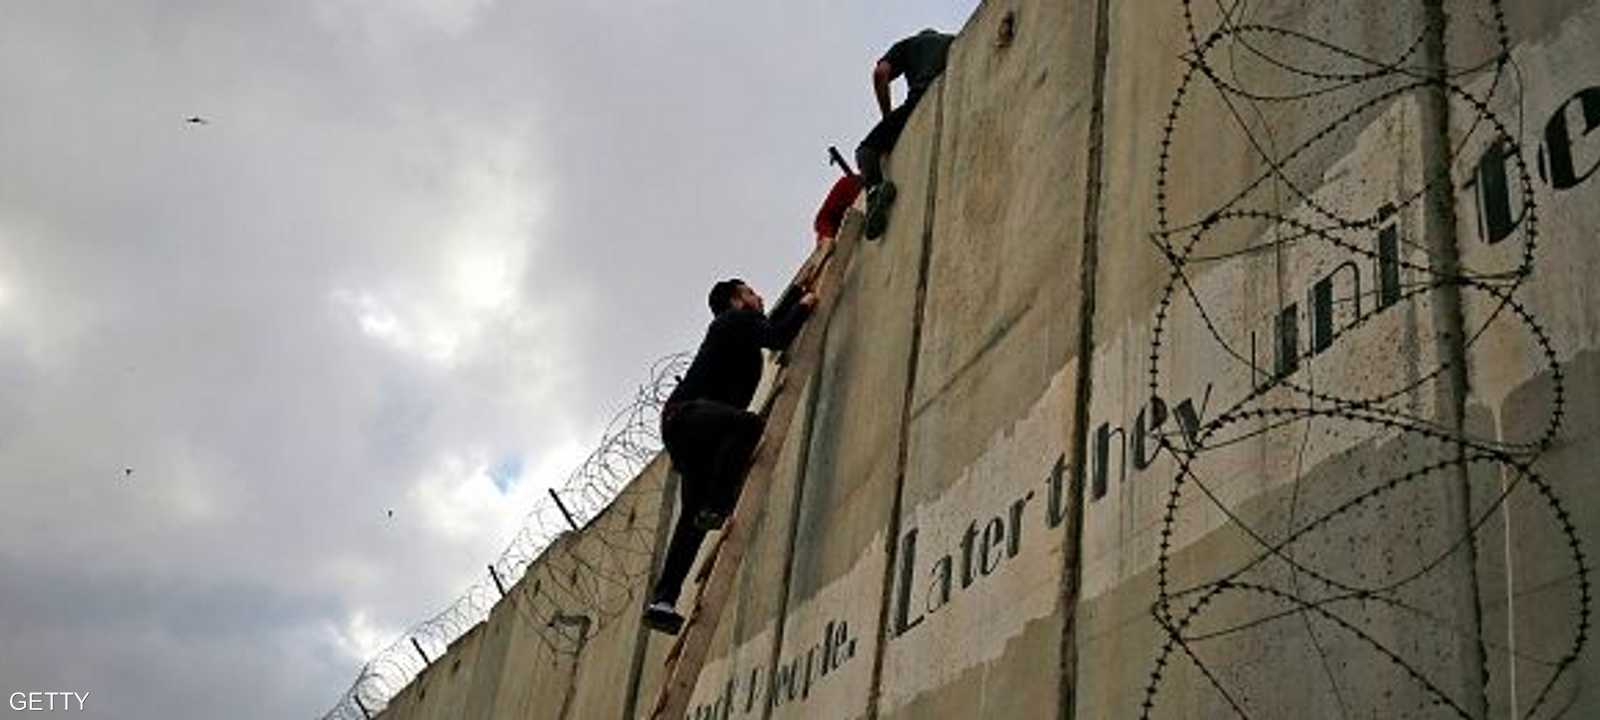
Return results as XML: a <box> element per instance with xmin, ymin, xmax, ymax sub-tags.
<box><xmin>560</xmin><ymin>457</ymin><xmax>674</xmax><ymax>720</ymax></box>
<box><xmin>368</xmin><ymin>1</ymin><xmax>1600</xmax><ymax>717</ymax></box>
<box><xmin>1443</xmin><ymin>3</ymin><xmax>1600</xmax><ymax>717</ymax></box>
<box><xmin>382</xmin><ymin>621</ymin><xmax>487</xmax><ymax>719</ymax></box>
<box><xmin>459</xmin><ymin>598</ymin><xmax>516</xmax><ymax>718</ymax></box>
<box><xmin>1079</xmin><ymin>1</ymin><xmax>1501</xmax><ymax>717</ymax></box>
<box><xmin>487</xmin><ymin>535</ymin><xmax>586</xmax><ymax>720</ymax></box>
<box><xmin>876</xmin><ymin>0</ymin><xmax>1095</xmax><ymax>717</ymax></box>
<box><xmin>676</xmin><ymin>376</ymin><xmax>820</xmax><ymax>720</ymax></box>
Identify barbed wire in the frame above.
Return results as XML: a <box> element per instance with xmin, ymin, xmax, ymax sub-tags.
<box><xmin>1140</xmin><ymin>1</ymin><xmax>1588</xmax><ymax>718</ymax></box>
<box><xmin>319</xmin><ymin>351</ymin><xmax>691</xmax><ymax>720</ymax></box>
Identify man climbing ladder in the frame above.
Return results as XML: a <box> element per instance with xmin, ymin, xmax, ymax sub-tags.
<box><xmin>643</xmin><ymin>279</ymin><xmax>817</xmax><ymax>635</ymax></box>
<box><xmin>646</xmin><ymin>205</ymin><xmax>859</xmax><ymax>720</ymax></box>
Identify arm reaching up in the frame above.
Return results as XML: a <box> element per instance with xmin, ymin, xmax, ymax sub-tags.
<box><xmin>759</xmin><ymin>289</ymin><xmax>816</xmax><ymax>350</ymax></box>
<box><xmin>874</xmin><ymin>60</ymin><xmax>895</xmax><ymax>117</ymax></box>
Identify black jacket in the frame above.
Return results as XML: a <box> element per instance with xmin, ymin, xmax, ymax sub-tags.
<box><xmin>665</xmin><ymin>294</ymin><xmax>811</xmax><ymax>413</ymax></box>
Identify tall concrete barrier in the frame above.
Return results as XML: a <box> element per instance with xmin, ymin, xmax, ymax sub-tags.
<box><xmin>1086</xmin><ymin>1</ymin><xmax>1485</xmax><ymax>715</ymax></box>
<box><xmin>1446</xmin><ymin>3</ymin><xmax>1600</xmax><ymax>716</ymax></box>
<box><xmin>875</xmin><ymin>1</ymin><xmax>1095</xmax><ymax>717</ymax></box>
<box><xmin>367</xmin><ymin>2</ymin><xmax>1600</xmax><ymax>717</ymax></box>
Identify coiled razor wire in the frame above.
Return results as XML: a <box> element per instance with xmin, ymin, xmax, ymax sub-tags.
<box><xmin>1140</xmin><ymin>1</ymin><xmax>1588</xmax><ymax>718</ymax></box>
<box><xmin>319</xmin><ymin>351</ymin><xmax>691</xmax><ymax>720</ymax></box>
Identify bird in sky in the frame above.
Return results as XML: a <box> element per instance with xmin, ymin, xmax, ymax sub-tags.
<box><xmin>185</xmin><ymin>116</ymin><xmax>209</xmax><ymax>125</ymax></box>
<box><xmin>123</xmin><ymin>468</ymin><xmax>133</xmax><ymax>479</ymax></box>
<box><xmin>386</xmin><ymin>509</ymin><xmax>395</xmax><ymax>519</ymax></box>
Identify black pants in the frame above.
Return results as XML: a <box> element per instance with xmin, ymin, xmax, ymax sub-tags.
<box><xmin>855</xmin><ymin>98</ymin><xmax>919</xmax><ymax>188</ymax></box>
<box><xmin>650</xmin><ymin>400</ymin><xmax>765</xmax><ymax>605</ymax></box>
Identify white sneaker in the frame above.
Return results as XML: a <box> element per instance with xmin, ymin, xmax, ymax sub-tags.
<box><xmin>642</xmin><ymin>601</ymin><xmax>685</xmax><ymax>635</ymax></box>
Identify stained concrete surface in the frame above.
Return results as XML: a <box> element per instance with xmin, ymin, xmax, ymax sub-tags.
<box><xmin>369</xmin><ymin>2</ymin><xmax>1600</xmax><ymax>718</ymax></box>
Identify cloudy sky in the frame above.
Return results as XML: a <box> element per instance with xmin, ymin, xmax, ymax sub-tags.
<box><xmin>0</xmin><ymin>1</ymin><xmax>977</xmax><ymax>717</ymax></box>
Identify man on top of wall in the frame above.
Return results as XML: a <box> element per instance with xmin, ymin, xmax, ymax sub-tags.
<box><xmin>857</xmin><ymin>28</ymin><xmax>956</xmax><ymax>240</ymax></box>
<box><xmin>643</xmin><ymin>279</ymin><xmax>817</xmax><ymax>634</ymax></box>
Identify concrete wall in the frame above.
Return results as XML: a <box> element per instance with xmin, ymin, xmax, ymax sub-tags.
<box><xmin>368</xmin><ymin>1</ymin><xmax>1600</xmax><ymax>717</ymax></box>
<box><xmin>371</xmin><ymin>456</ymin><xmax>674</xmax><ymax>720</ymax></box>
<box><xmin>1447</xmin><ymin>3</ymin><xmax>1600</xmax><ymax>717</ymax></box>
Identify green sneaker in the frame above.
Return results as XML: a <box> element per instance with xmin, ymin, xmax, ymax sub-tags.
<box><xmin>864</xmin><ymin>181</ymin><xmax>897</xmax><ymax>240</ymax></box>
<box><xmin>692</xmin><ymin>508</ymin><xmax>726</xmax><ymax>531</ymax></box>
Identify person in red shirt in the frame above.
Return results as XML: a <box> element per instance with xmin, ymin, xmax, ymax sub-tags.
<box><xmin>814</xmin><ymin>173</ymin><xmax>863</xmax><ymax>247</ymax></box>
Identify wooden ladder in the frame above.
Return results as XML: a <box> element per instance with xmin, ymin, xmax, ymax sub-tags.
<box><xmin>647</xmin><ymin>215</ymin><xmax>862</xmax><ymax>719</ymax></box>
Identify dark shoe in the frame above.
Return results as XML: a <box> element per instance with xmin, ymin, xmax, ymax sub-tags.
<box><xmin>642</xmin><ymin>601</ymin><xmax>685</xmax><ymax>635</ymax></box>
<box><xmin>693</xmin><ymin>508</ymin><xmax>726</xmax><ymax>531</ymax></box>
<box><xmin>864</xmin><ymin>181</ymin><xmax>897</xmax><ymax>240</ymax></box>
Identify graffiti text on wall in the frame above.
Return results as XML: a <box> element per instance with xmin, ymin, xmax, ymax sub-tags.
<box><xmin>686</xmin><ymin>618</ymin><xmax>861</xmax><ymax>720</ymax></box>
<box><xmin>1470</xmin><ymin>86</ymin><xmax>1600</xmax><ymax>245</ymax></box>
<box><xmin>1139</xmin><ymin>3</ymin><xmax>1590</xmax><ymax>718</ymax></box>
<box><xmin>891</xmin><ymin>455</ymin><xmax>1070</xmax><ymax>637</ymax></box>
